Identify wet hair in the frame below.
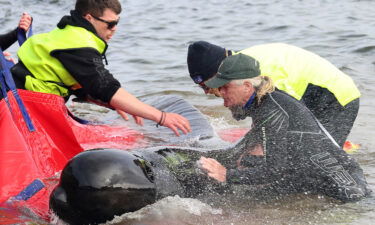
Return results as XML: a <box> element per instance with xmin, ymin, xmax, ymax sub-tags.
<box><xmin>233</xmin><ymin>76</ymin><xmax>275</xmax><ymax>103</ymax></box>
<box><xmin>75</xmin><ymin>0</ymin><xmax>122</xmax><ymax>17</ymax></box>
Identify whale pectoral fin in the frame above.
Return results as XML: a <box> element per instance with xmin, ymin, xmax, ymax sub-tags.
<box><xmin>141</xmin><ymin>95</ymin><xmax>215</xmax><ymax>141</ymax></box>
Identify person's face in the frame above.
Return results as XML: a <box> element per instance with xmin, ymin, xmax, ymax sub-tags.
<box><xmin>85</xmin><ymin>8</ymin><xmax>120</xmax><ymax>42</ymax></box>
<box><xmin>218</xmin><ymin>81</ymin><xmax>254</xmax><ymax>108</ymax></box>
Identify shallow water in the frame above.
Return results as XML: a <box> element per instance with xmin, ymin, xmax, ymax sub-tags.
<box><xmin>1</xmin><ymin>0</ymin><xmax>375</xmax><ymax>224</ymax></box>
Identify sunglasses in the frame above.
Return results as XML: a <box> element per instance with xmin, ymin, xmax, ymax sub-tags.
<box><xmin>91</xmin><ymin>15</ymin><xmax>120</xmax><ymax>29</ymax></box>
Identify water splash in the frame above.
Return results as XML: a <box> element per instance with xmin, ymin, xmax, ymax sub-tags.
<box><xmin>107</xmin><ymin>195</ymin><xmax>222</xmax><ymax>225</ymax></box>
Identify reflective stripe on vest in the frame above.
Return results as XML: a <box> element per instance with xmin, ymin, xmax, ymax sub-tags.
<box><xmin>17</xmin><ymin>25</ymin><xmax>106</xmax><ymax>97</ymax></box>
<box><xmin>237</xmin><ymin>43</ymin><xmax>360</xmax><ymax>106</ymax></box>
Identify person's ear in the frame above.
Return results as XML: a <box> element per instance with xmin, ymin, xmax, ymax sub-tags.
<box><xmin>83</xmin><ymin>14</ymin><xmax>92</xmax><ymax>21</ymax></box>
<box><xmin>243</xmin><ymin>81</ymin><xmax>254</xmax><ymax>93</ymax></box>
<box><xmin>243</xmin><ymin>81</ymin><xmax>253</xmax><ymax>92</ymax></box>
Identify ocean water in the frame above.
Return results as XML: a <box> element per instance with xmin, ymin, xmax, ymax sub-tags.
<box><xmin>1</xmin><ymin>0</ymin><xmax>375</xmax><ymax>224</ymax></box>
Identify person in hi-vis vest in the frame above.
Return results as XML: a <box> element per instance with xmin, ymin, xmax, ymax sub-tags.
<box><xmin>10</xmin><ymin>0</ymin><xmax>191</xmax><ymax>136</ymax></box>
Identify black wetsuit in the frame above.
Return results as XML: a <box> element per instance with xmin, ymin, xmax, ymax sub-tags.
<box><xmin>301</xmin><ymin>84</ymin><xmax>359</xmax><ymax>148</ymax></box>
<box><xmin>218</xmin><ymin>90</ymin><xmax>370</xmax><ymax>202</ymax></box>
<box><xmin>0</xmin><ymin>28</ymin><xmax>18</xmax><ymax>51</ymax></box>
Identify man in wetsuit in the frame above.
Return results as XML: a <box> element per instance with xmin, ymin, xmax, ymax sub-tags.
<box><xmin>199</xmin><ymin>53</ymin><xmax>370</xmax><ymax>202</ymax></box>
<box><xmin>9</xmin><ymin>0</ymin><xmax>190</xmax><ymax>136</ymax></box>
<box><xmin>187</xmin><ymin>41</ymin><xmax>360</xmax><ymax>147</ymax></box>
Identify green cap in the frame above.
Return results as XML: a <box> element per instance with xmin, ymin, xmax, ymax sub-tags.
<box><xmin>205</xmin><ymin>53</ymin><xmax>260</xmax><ymax>88</ymax></box>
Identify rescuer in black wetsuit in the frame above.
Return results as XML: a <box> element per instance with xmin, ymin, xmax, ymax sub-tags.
<box><xmin>199</xmin><ymin>53</ymin><xmax>371</xmax><ymax>201</ymax></box>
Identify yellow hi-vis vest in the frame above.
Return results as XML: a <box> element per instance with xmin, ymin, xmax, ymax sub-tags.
<box><xmin>237</xmin><ymin>43</ymin><xmax>360</xmax><ymax>106</ymax></box>
<box><xmin>17</xmin><ymin>25</ymin><xmax>106</xmax><ymax>97</ymax></box>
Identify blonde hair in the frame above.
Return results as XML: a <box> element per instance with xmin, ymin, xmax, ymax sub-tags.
<box><xmin>233</xmin><ymin>76</ymin><xmax>275</xmax><ymax>103</ymax></box>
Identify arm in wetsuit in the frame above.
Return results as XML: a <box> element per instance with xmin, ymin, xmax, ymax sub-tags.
<box><xmin>0</xmin><ymin>29</ymin><xmax>17</xmax><ymax>50</ymax></box>
<box><xmin>1</xmin><ymin>13</ymin><xmax>32</xmax><ymax>50</ymax></box>
<box><xmin>224</xmin><ymin>96</ymin><xmax>293</xmax><ymax>185</ymax></box>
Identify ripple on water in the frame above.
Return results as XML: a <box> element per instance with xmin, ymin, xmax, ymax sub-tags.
<box><xmin>352</xmin><ymin>45</ymin><xmax>375</xmax><ymax>53</ymax></box>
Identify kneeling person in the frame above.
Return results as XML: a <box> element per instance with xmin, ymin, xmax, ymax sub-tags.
<box><xmin>199</xmin><ymin>53</ymin><xmax>370</xmax><ymax>202</ymax></box>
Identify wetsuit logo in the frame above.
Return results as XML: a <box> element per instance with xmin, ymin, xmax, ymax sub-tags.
<box><xmin>93</xmin><ymin>57</ymin><xmax>107</xmax><ymax>76</ymax></box>
<box><xmin>262</xmin><ymin>126</ymin><xmax>267</xmax><ymax>159</ymax></box>
<box><xmin>310</xmin><ymin>152</ymin><xmax>365</xmax><ymax>199</ymax></box>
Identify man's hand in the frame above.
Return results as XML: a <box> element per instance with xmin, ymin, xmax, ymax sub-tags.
<box><xmin>197</xmin><ymin>156</ymin><xmax>227</xmax><ymax>182</ymax></box>
<box><xmin>3</xmin><ymin>52</ymin><xmax>15</xmax><ymax>64</ymax></box>
<box><xmin>109</xmin><ymin>88</ymin><xmax>191</xmax><ymax>136</ymax></box>
<box><xmin>116</xmin><ymin>109</ymin><xmax>143</xmax><ymax>125</ymax></box>
<box><xmin>161</xmin><ymin>112</ymin><xmax>191</xmax><ymax>136</ymax></box>
<box><xmin>18</xmin><ymin>12</ymin><xmax>32</xmax><ymax>31</ymax></box>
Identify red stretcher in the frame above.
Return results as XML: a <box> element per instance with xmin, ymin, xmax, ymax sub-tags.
<box><xmin>0</xmin><ymin>90</ymin><xmax>144</xmax><ymax>219</ymax></box>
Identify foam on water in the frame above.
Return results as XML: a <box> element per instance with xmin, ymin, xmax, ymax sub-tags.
<box><xmin>106</xmin><ymin>195</ymin><xmax>222</xmax><ymax>225</ymax></box>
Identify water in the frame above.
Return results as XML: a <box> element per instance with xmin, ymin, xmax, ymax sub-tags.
<box><xmin>1</xmin><ymin>0</ymin><xmax>375</xmax><ymax>224</ymax></box>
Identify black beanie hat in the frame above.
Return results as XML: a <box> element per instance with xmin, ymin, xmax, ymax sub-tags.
<box><xmin>187</xmin><ymin>41</ymin><xmax>226</xmax><ymax>83</ymax></box>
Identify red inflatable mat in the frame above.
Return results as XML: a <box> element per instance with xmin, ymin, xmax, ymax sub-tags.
<box><xmin>0</xmin><ymin>89</ymin><xmax>143</xmax><ymax>219</ymax></box>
